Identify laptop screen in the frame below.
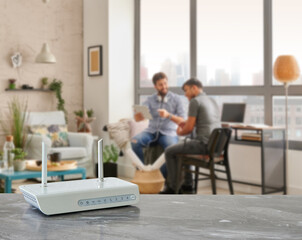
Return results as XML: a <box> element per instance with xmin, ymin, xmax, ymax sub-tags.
<box><xmin>221</xmin><ymin>103</ymin><xmax>246</xmax><ymax>123</ymax></box>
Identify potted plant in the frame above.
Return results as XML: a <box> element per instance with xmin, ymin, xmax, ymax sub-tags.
<box><xmin>87</xmin><ymin>109</ymin><xmax>94</xmax><ymax>118</ymax></box>
<box><xmin>95</xmin><ymin>144</ymin><xmax>119</xmax><ymax>177</ymax></box>
<box><xmin>12</xmin><ymin>148</ymin><xmax>27</xmax><ymax>171</ymax></box>
<box><xmin>8</xmin><ymin>79</ymin><xmax>16</xmax><ymax>89</ymax></box>
<box><xmin>74</xmin><ymin>109</ymin><xmax>96</xmax><ymax>133</ymax></box>
<box><xmin>41</xmin><ymin>77</ymin><xmax>48</xmax><ymax>89</ymax></box>
<box><xmin>1</xmin><ymin>98</ymin><xmax>29</xmax><ymax>150</ymax></box>
<box><xmin>74</xmin><ymin>110</ymin><xmax>84</xmax><ymax>118</ymax></box>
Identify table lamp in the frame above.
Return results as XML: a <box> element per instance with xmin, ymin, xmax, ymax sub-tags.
<box><xmin>273</xmin><ymin>55</ymin><xmax>300</xmax><ymax>170</ymax></box>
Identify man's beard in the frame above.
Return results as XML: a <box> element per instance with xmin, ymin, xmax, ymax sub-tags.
<box><xmin>158</xmin><ymin>90</ymin><xmax>167</xmax><ymax>97</ymax></box>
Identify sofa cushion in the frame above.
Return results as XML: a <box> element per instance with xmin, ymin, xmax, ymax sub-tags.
<box><xmin>28</xmin><ymin>124</ymin><xmax>69</xmax><ymax>147</ymax></box>
<box><xmin>49</xmin><ymin>147</ymin><xmax>87</xmax><ymax>159</ymax></box>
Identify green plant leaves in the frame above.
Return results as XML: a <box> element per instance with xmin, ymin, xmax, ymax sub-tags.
<box><xmin>49</xmin><ymin>79</ymin><xmax>68</xmax><ymax>123</ymax></box>
<box><xmin>1</xmin><ymin>97</ymin><xmax>29</xmax><ymax>150</ymax></box>
<box><xmin>12</xmin><ymin>148</ymin><xmax>27</xmax><ymax>160</ymax></box>
<box><xmin>103</xmin><ymin>144</ymin><xmax>119</xmax><ymax>163</ymax></box>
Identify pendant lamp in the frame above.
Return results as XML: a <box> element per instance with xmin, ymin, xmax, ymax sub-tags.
<box><xmin>35</xmin><ymin>43</ymin><xmax>56</xmax><ymax>63</ymax></box>
<box><xmin>35</xmin><ymin>0</ymin><xmax>56</xmax><ymax>64</ymax></box>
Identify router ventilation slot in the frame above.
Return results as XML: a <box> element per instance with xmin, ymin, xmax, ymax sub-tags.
<box><xmin>22</xmin><ymin>191</ymin><xmax>39</xmax><ymax>209</ymax></box>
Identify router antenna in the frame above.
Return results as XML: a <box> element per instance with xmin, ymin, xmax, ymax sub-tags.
<box><xmin>98</xmin><ymin>139</ymin><xmax>104</xmax><ymax>182</ymax></box>
<box><xmin>41</xmin><ymin>142</ymin><xmax>48</xmax><ymax>187</ymax></box>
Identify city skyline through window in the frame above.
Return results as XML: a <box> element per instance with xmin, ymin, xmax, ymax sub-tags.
<box><xmin>197</xmin><ymin>0</ymin><xmax>263</xmax><ymax>86</ymax></box>
<box><xmin>140</xmin><ymin>0</ymin><xmax>190</xmax><ymax>87</ymax></box>
<box><xmin>273</xmin><ymin>0</ymin><xmax>302</xmax><ymax>85</ymax></box>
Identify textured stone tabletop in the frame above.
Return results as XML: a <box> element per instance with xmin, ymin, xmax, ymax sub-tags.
<box><xmin>1</xmin><ymin>194</ymin><xmax>302</xmax><ymax>239</ymax></box>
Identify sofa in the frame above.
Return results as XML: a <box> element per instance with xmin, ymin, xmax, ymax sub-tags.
<box><xmin>26</xmin><ymin>111</ymin><xmax>94</xmax><ymax>177</ymax></box>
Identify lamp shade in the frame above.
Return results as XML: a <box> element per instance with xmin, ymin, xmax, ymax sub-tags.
<box><xmin>273</xmin><ymin>55</ymin><xmax>300</xmax><ymax>83</ymax></box>
<box><xmin>35</xmin><ymin>43</ymin><xmax>56</xmax><ymax>64</ymax></box>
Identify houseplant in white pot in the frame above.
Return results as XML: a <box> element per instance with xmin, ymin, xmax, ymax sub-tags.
<box><xmin>12</xmin><ymin>148</ymin><xmax>27</xmax><ymax>171</ymax></box>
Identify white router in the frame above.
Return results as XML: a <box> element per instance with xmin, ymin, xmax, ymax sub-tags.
<box><xmin>19</xmin><ymin>139</ymin><xmax>139</xmax><ymax>215</ymax></box>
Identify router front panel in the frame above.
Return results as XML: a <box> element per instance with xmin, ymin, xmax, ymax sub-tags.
<box><xmin>38</xmin><ymin>186</ymin><xmax>139</xmax><ymax>215</ymax></box>
<box><xmin>20</xmin><ymin>178</ymin><xmax>139</xmax><ymax>215</ymax></box>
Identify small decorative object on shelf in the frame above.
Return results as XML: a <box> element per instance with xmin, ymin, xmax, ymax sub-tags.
<box><xmin>21</xmin><ymin>84</ymin><xmax>34</xmax><ymax>90</ymax></box>
<box><xmin>41</xmin><ymin>77</ymin><xmax>48</xmax><ymax>89</ymax></box>
<box><xmin>8</xmin><ymin>79</ymin><xmax>16</xmax><ymax>89</ymax></box>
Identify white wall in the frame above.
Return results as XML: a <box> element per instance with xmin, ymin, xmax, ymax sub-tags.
<box><xmin>108</xmin><ymin>0</ymin><xmax>135</xmax><ymax>177</ymax></box>
<box><xmin>84</xmin><ymin>0</ymin><xmax>135</xmax><ymax>177</ymax></box>
<box><xmin>83</xmin><ymin>0</ymin><xmax>109</xmax><ymax>139</ymax></box>
<box><xmin>108</xmin><ymin>0</ymin><xmax>134</xmax><ymax>123</ymax></box>
<box><xmin>84</xmin><ymin>0</ymin><xmax>134</xmax><ymax>139</ymax></box>
<box><xmin>288</xmin><ymin>150</ymin><xmax>302</xmax><ymax>194</ymax></box>
<box><xmin>0</xmin><ymin>0</ymin><xmax>83</xmax><ymax>137</ymax></box>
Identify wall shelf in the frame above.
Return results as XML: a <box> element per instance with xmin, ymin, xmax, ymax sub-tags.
<box><xmin>5</xmin><ymin>88</ymin><xmax>53</xmax><ymax>92</ymax></box>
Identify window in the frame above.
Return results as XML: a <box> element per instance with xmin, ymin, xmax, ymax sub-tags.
<box><xmin>211</xmin><ymin>96</ymin><xmax>264</xmax><ymax>124</ymax></box>
<box><xmin>197</xmin><ymin>0</ymin><xmax>263</xmax><ymax>86</ymax></box>
<box><xmin>273</xmin><ymin>96</ymin><xmax>302</xmax><ymax>141</ymax></box>
<box><xmin>140</xmin><ymin>0</ymin><xmax>190</xmax><ymax>87</ymax></box>
<box><xmin>135</xmin><ymin>0</ymin><xmax>302</xmax><ymax>148</ymax></box>
<box><xmin>273</xmin><ymin>0</ymin><xmax>302</xmax><ymax>85</ymax></box>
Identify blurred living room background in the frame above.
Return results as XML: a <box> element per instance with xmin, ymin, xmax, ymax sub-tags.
<box><xmin>1</xmin><ymin>0</ymin><xmax>302</xmax><ymax>195</ymax></box>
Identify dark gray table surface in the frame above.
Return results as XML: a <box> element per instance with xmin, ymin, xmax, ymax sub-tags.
<box><xmin>1</xmin><ymin>194</ymin><xmax>302</xmax><ymax>240</ymax></box>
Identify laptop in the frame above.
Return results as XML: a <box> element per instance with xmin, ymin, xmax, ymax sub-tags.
<box><xmin>221</xmin><ymin>103</ymin><xmax>246</xmax><ymax>125</ymax></box>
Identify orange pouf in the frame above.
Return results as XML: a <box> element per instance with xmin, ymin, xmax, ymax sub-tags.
<box><xmin>131</xmin><ymin>169</ymin><xmax>165</xmax><ymax>194</ymax></box>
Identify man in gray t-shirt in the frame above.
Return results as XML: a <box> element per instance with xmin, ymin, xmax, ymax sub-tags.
<box><xmin>160</xmin><ymin>78</ymin><xmax>220</xmax><ymax>194</ymax></box>
<box><xmin>188</xmin><ymin>91</ymin><xmax>220</xmax><ymax>144</ymax></box>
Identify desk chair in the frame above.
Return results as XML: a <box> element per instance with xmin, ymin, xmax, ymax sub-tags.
<box><xmin>179</xmin><ymin>128</ymin><xmax>233</xmax><ymax>195</ymax></box>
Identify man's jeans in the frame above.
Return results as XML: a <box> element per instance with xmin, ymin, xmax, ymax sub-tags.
<box><xmin>131</xmin><ymin>131</ymin><xmax>178</xmax><ymax>178</ymax></box>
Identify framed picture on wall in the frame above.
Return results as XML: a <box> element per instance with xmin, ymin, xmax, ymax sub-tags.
<box><xmin>88</xmin><ymin>45</ymin><xmax>102</xmax><ymax>76</ymax></box>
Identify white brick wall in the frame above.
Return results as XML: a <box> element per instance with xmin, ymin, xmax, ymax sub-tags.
<box><xmin>0</xmin><ymin>0</ymin><xmax>83</xmax><ymax>145</ymax></box>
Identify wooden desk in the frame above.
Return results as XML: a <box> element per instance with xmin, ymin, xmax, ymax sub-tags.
<box><xmin>231</xmin><ymin>126</ymin><xmax>286</xmax><ymax>194</ymax></box>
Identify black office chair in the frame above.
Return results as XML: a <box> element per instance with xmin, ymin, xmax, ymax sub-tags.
<box><xmin>179</xmin><ymin>128</ymin><xmax>234</xmax><ymax>195</ymax></box>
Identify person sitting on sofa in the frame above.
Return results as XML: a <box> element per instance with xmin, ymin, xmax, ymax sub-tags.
<box><xmin>131</xmin><ymin>72</ymin><xmax>186</xmax><ymax>178</ymax></box>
